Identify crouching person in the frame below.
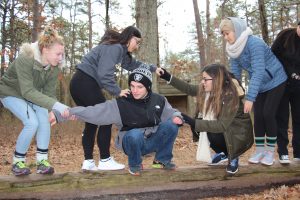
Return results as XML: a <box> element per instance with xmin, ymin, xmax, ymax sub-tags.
<box><xmin>51</xmin><ymin>65</ymin><xmax>183</xmax><ymax>175</ymax></box>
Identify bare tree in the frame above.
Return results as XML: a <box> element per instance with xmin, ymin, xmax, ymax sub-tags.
<box><xmin>105</xmin><ymin>0</ymin><xmax>110</xmax><ymax>29</ymax></box>
<box><xmin>0</xmin><ymin>0</ymin><xmax>9</xmax><ymax>76</ymax></box>
<box><xmin>192</xmin><ymin>0</ymin><xmax>206</xmax><ymax>67</ymax></box>
<box><xmin>88</xmin><ymin>0</ymin><xmax>92</xmax><ymax>50</ymax></box>
<box><xmin>258</xmin><ymin>0</ymin><xmax>269</xmax><ymax>44</ymax></box>
<box><xmin>135</xmin><ymin>0</ymin><xmax>159</xmax><ymax>92</ymax></box>
<box><xmin>206</xmin><ymin>0</ymin><xmax>211</xmax><ymax>64</ymax></box>
<box><xmin>32</xmin><ymin>0</ymin><xmax>41</xmax><ymax>42</ymax></box>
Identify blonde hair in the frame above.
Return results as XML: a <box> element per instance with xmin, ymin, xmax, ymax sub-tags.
<box><xmin>38</xmin><ymin>26</ymin><xmax>64</xmax><ymax>52</ymax></box>
<box><xmin>219</xmin><ymin>18</ymin><xmax>234</xmax><ymax>34</ymax></box>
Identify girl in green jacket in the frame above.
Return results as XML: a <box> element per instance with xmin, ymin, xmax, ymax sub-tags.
<box><xmin>159</xmin><ymin>63</ymin><xmax>253</xmax><ymax>174</ymax></box>
<box><xmin>0</xmin><ymin>26</ymin><xmax>69</xmax><ymax>176</ymax></box>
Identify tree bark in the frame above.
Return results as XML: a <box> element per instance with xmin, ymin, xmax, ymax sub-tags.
<box><xmin>258</xmin><ymin>0</ymin><xmax>269</xmax><ymax>45</ymax></box>
<box><xmin>88</xmin><ymin>0</ymin><xmax>92</xmax><ymax>50</ymax></box>
<box><xmin>32</xmin><ymin>0</ymin><xmax>40</xmax><ymax>42</ymax></box>
<box><xmin>192</xmin><ymin>0</ymin><xmax>206</xmax><ymax>68</ymax></box>
<box><xmin>135</xmin><ymin>0</ymin><xmax>159</xmax><ymax>92</ymax></box>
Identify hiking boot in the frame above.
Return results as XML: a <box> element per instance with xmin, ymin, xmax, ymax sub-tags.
<box><xmin>152</xmin><ymin>160</ymin><xmax>176</xmax><ymax>170</ymax></box>
<box><xmin>279</xmin><ymin>155</ymin><xmax>291</xmax><ymax>164</ymax></box>
<box><xmin>208</xmin><ymin>152</ymin><xmax>228</xmax><ymax>166</ymax></box>
<box><xmin>128</xmin><ymin>164</ymin><xmax>143</xmax><ymax>176</ymax></box>
<box><xmin>82</xmin><ymin>159</ymin><xmax>98</xmax><ymax>171</ymax></box>
<box><xmin>226</xmin><ymin>158</ymin><xmax>239</xmax><ymax>175</ymax></box>
<box><xmin>37</xmin><ymin>160</ymin><xmax>54</xmax><ymax>174</ymax></box>
<box><xmin>12</xmin><ymin>161</ymin><xmax>31</xmax><ymax>176</ymax></box>
<box><xmin>98</xmin><ymin>157</ymin><xmax>125</xmax><ymax>170</ymax></box>
<box><xmin>248</xmin><ymin>152</ymin><xmax>264</xmax><ymax>164</ymax></box>
<box><xmin>261</xmin><ymin>151</ymin><xmax>275</xmax><ymax>166</ymax></box>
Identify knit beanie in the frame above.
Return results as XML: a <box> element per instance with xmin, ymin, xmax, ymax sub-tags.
<box><xmin>219</xmin><ymin>18</ymin><xmax>234</xmax><ymax>34</ymax></box>
<box><xmin>128</xmin><ymin>64</ymin><xmax>152</xmax><ymax>91</ymax></box>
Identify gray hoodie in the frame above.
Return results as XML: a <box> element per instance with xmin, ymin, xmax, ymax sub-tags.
<box><xmin>55</xmin><ymin>94</ymin><xmax>182</xmax><ymax>151</ymax></box>
<box><xmin>76</xmin><ymin>44</ymin><xmax>156</xmax><ymax>96</ymax></box>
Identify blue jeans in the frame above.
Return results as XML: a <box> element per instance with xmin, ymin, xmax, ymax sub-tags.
<box><xmin>1</xmin><ymin>96</ymin><xmax>50</xmax><ymax>156</ymax></box>
<box><xmin>122</xmin><ymin>119</ymin><xmax>179</xmax><ymax>168</ymax></box>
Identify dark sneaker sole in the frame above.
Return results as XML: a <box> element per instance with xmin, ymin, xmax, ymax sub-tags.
<box><xmin>37</xmin><ymin>169</ymin><xmax>54</xmax><ymax>174</ymax></box>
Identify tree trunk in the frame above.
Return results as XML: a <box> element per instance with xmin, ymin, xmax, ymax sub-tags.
<box><xmin>135</xmin><ymin>0</ymin><xmax>159</xmax><ymax>92</ymax></box>
<box><xmin>32</xmin><ymin>0</ymin><xmax>40</xmax><ymax>42</ymax></box>
<box><xmin>88</xmin><ymin>0</ymin><xmax>92</xmax><ymax>50</ymax></box>
<box><xmin>192</xmin><ymin>0</ymin><xmax>206</xmax><ymax>68</ymax></box>
<box><xmin>1</xmin><ymin>0</ymin><xmax>8</xmax><ymax>77</ymax></box>
<box><xmin>205</xmin><ymin>0</ymin><xmax>211</xmax><ymax>64</ymax></box>
<box><xmin>105</xmin><ymin>0</ymin><xmax>110</xmax><ymax>29</ymax></box>
<box><xmin>258</xmin><ymin>0</ymin><xmax>269</xmax><ymax>45</ymax></box>
<box><xmin>220</xmin><ymin>0</ymin><xmax>229</xmax><ymax>66</ymax></box>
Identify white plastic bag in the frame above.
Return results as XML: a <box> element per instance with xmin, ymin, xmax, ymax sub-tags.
<box><xmin>196</xmin><ymin>132</ymin><xmax>211</xmax><ymax>163</ymax></box>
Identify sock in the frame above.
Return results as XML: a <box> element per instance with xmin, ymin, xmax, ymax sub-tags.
<box><xmin>36</xmin><ymin>148</ymin><xmax>48</xmax><ymax>163</ymax></box>
<box><xmin>254</xmin><ymin>137</ymin><xmax>265</xmax><ymax>153</ymax></box>
<box><xmin>266</xmin><ymin>136</ymin><xmax>276</xmax><ymax>152</ymax></box>
<box><xmin>13</xmin><ymin>151</ymin><xmax>26</xmax><ymax>164</ymax></box>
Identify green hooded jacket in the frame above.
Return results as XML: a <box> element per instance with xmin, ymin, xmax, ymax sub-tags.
<box><xmin>0</xmin><ymin>42</ymin><xmax>62</xmax><ymax>110</ymax></box>
<box><xmin>168</xmin><ymin>76</ymin><xmax>254</xmax><ymax>160</ymax></box>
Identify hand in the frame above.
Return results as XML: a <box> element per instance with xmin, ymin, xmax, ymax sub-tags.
<box><xmin>155</xmin><ymin>68</ymin><xmax>164</xmax><ymax>76</ymax></box>
<box><xmin>158</xmin><ymin>68</ymin><xmax>171</xmax><ymax>82</ymax></box>
<box><xmin>119</xmin><ymin>89</ymin><xmax>131</xmax><ymax>97</ymax></box>
<box><xmin>244</xmin><ymin>100</ymin><xmax>253</xmax><ymax>113</ymax></box>
<box><xmin>181</xmin><ymin>113</ymin><xmax>195</xmax><ymax>129</ymax></box>
<box><xmin>172</xmin><ymin>116</ymin><xmax>184</xmax><ymax>125</ymax></box>
<box><xmin>181</xmin><ymin>113</ymin><xmax>199</xmax><ymax>142</ymax></box>
<box><xmin>49</xmin><ymin>111</ymin><xmax>57</xmax><ymax>126</ymax></box>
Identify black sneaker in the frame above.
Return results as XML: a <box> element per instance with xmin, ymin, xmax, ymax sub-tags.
<box><xmin>226</xmin><ymin>158</ymin><xmax>239</xmax><ymax>175</ymax></box>
<box><xmin>208</xmin><ymin>152</ymin><xmax>228</xmax><ymax>166</ymax></box>
<box><xmin>37</xmin><ymin>160</ymin><xmax>54</xmax><ymax>174</ymax></box>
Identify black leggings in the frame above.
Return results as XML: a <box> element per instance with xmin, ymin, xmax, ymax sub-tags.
<box><xmin>70</xmin><ymin>69</ymin><xmax>112</xmax><ymax>160</ymax></box>
<box><xmin>207</xmin><ymin>132</ymin><xmax>228</xmax><ymax>156</ymax></box>
<box><xmin>253</xmin><ymin>82</ymin><xmax>286</xmax><ymax>138</ymax></box>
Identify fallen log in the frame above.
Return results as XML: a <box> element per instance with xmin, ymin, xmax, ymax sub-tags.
<box><xmin>0</xmin><ymin>163</ymin><xmax>300</xmax><ymax>200</ymax></box>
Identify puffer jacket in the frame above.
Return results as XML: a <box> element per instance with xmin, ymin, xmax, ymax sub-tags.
<box><xmin>230</xmin><ymin>35</ymin><xmax>287</xmax><ymax>102</ymax></box>
<box><xmin>0</xmin><ymin>42</ymin><xmax>63</xmax><ymax>110</ymax></box>
<box><xmin>168</xmin><ymin>76</ymin><xmax>254</xmax><ymax>160</ymax></box>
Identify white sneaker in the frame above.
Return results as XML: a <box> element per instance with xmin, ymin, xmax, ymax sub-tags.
<box><xmin>98</xmin><ymin>157</ymin><xmax>125</xmax><ymax>170</ymax></box>
<box><xmin>82</xmin><ymin>159</ymin><xmax>98</xmax><ymax>171</ymax></box>
<box><xmin>279</xmin><ymin>155</ymin><xmax>291</xmax><ymax>164</ymax></box>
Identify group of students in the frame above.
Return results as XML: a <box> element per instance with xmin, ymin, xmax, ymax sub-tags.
<box><xmin>0</xmin><ymin>17</ymin><xmax>299</xmax><ymax>176</ymax></box>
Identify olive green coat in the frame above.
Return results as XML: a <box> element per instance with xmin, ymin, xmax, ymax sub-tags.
<box><xmin>0</xmin><ymin>42</ymin><xmax>62</xmax><ymax>110</ymax></box>
<box><xmin>168</xmin><ymin>76</ymin><xmax>254</xmax><ymax>160</ymax></box>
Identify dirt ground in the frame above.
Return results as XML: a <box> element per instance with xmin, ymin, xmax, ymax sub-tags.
<box><xmin>0</xmin><ymin>111</ymin><xmax>300</xmax><ymax>199</ymax></box>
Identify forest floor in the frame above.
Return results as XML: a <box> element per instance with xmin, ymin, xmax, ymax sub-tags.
<box><xmin>0</xmin><ymin>110</ymin><xmax>300</xmax><ymax>199</ymax></box>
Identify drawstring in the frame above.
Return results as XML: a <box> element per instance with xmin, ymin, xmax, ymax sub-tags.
<box><xmin>27</xmin><ymin>103</ymin><xmax>29</xmax><ymax>119</ymax></box>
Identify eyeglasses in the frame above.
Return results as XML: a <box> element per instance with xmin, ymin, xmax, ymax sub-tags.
<box><xmin>202</xmin><ymin>78</ymin><xmax>213</xmax><ymax>82</ymax></box>
<box><xmin>133</xmin><ymin>37</ymin><xmax>141</xmax><ymax>46</ymax></box>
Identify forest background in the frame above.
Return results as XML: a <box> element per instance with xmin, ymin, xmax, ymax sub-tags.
<box><xmin>0</xmin><ymin>0</ymin><xmax>299</xmax><ymax>106</ymax></box>
<box><xmin>0</xmin><ymin>1</ymin><xmax>300</xmax><ymax>198</ymax></box>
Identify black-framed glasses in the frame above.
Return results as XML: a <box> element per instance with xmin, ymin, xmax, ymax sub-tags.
<box><xmin>133</xmin><ymin>37</ymin><xmax>141</xmax><ymax>45</ymax></box>
<box><xmin>202</xmin><ymin>78</ymin><xmax>213</xmax><ymax>82</ymax></box>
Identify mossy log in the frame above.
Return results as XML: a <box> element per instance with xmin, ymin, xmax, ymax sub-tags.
<box><xmin>0</xmin><ymin>164</ymin><xmax>300</xmax><ymax>200</ymax></box>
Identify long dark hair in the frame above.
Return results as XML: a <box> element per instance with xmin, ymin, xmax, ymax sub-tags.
<box><xmin>196</xmin><ymin>63</ymin><xmax>239</xmax><ymax>118</ymax></box>
<box><xmin>99</xmin><ymin>26</ymin><xmax>142</xmax><ymax>45</ymax></box>
<box><xmin>277</xmin><ymin>27</ymin><xmax>298</xmax><ymax>54</ymax></box>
